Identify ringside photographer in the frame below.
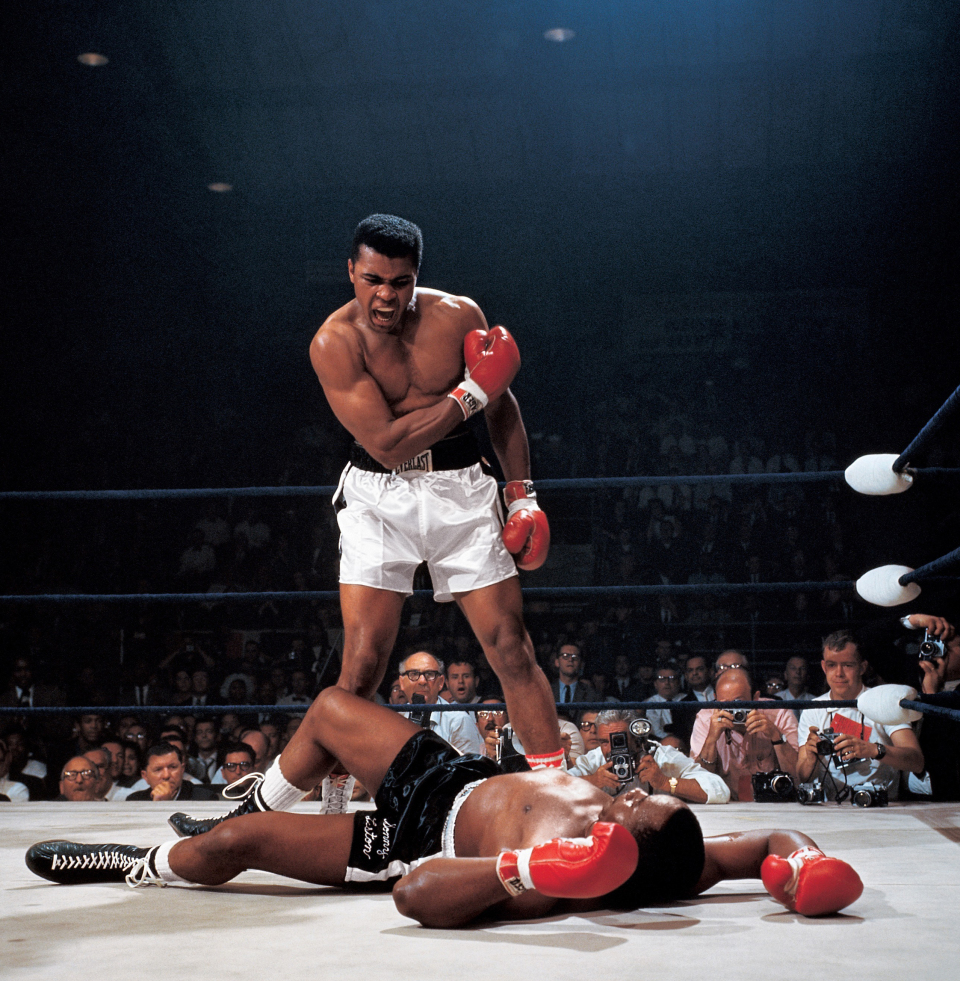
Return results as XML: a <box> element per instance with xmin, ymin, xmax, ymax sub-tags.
<box><xmin>796</xmin><ymin>631</ymin><xmax>924</xmax><ymax>804</ymax></box>
<box><xmin>690</xmin><ymin>668</ymin><xmax>799</xmax><ymax>802</ymax></box>
<box><xmin>567</xmin><ymin>709</ymin><xmax>730</xmax><ymax>804</ymax></box>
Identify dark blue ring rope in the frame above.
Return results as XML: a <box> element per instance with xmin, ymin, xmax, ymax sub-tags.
<box><xmin>894</xmin><ymin>384</ymin><xmax>960</xmax><ymax>473</ymax></box>
<box><xmin>0</xmin><ymin>699</ymin><xmax>858</xmax><ymax>716</ymax></box>
<box><xmin>6</xmin><ymin>697</ymin><xmax>956</xmax><ymax>721</ymax></box>
<box><xmin>3</xmin><ymin>467</ymin><xmax>959</xmax><ymax>501</ymax></box>
<box><xmin>900</xmin><ymin>546</ymin><xmax>960</xmax><ymax>584</ymax></box>
<box><xmin>0</xmin><ymin>581</ymin><xmax>860</xmax><ymax>604</ymax></box>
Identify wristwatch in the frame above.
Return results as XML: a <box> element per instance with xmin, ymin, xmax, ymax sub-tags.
<box><xmin>668</xmin><ymin>777</ymin><xmax>679</xmax><ymax>795</ymax></box>
<box><xmin>771</xmin><ymin>737</ymin><xmax>785</xmax><ymax>746</ymax></box>
<box><xmin>874</xmin><ymin>743</ymin><xmax>887</xmax><ymax>760</ymax></box>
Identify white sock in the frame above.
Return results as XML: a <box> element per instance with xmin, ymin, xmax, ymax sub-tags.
<box><xmin>260</xmin><ymin>759</ymin><xmax>308</xmax><ymax>811</ymax></box>
<box><xmin>153</xmin><ymin>840</ymin><xmax>191</xmax><ymax>884</ymax></box>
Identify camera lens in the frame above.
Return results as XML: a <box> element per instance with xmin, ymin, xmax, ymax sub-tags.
<box><xmin>853</xmin><ymin>788</ymin><xmax>873</xmax><ymax>807</ymax></box>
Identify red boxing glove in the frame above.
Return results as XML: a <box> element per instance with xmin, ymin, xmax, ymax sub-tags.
<box><xmin>448</xmin><ymin>326</ymin><xmax>521</xmax><ymax>420</ymax></box>
<box><xmin>761</xmin><ymin>846</ymin><xmax>863</xmax><ymax>916</ymax></box>
<box><xmin>502</xmin><ymin>480</ymin><xmax>550</xmax><ymax>571</ymax></box>
<box><xmin>496</xmin><ymin>822</ymin><xmax>638</xmax><ymax>899</ymax></box>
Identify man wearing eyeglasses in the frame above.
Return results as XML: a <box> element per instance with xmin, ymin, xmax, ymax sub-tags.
<box><xmin>474</xmin><ymin>698</ymin><xmax>509</xmax><ymax>760</ymax></box>
<box><xmin>713</xmin><ymin>650</ymin><xmax>749</xmax><ymax>679</ymax></box>
<box><xmin>213</xmin><ymin>742</ymin><xmax>258</xmax><ymax>788</ymax></box>
<box><xmin>645</xmin><ymin>663</ymin><xmax>698</xmax><ymax>742</ymax></box>
<box><xmin>551</xmin><ymin>644</ymin><xmax>597</xmax><ymax>721</ymax></box>
<box><xmin>82</xmin><ymin>746</ymin><xmax>115</xmax><ymax>801</ymax></box>
<box><xmin>398</xmin><ymin>651</ymin><xmax>485</xmax><ymax>756</ymax></box>
<box><xmin>578</xmin><ymin>711</ymin><xmax>602</xmax><ymax>753</ymax></box>
<box><xmin>56</xmin><ymin>756</ymin><xmax>100</xmax><ymax>802</ymax></box>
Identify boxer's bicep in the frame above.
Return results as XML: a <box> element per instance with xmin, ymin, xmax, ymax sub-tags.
<box><xmin>310</xmin><ymin>331</ymin><xmax>398</xmax><ymax>452</ymax></box>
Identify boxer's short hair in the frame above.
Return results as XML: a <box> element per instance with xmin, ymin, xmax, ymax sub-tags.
<box><xmin>352</xmin><ymin>214</ymin><xmax>423</xmax><ymax>269</ymax></box>
<box><xmin>606</xmin><ymin>798</ymin><xmax>705</xmax><ymax>909</ymax></box>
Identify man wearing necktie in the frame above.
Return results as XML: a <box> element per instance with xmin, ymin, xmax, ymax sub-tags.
<box><xmin>551</xmin><ymin>644</ymin><xmax>598</xmax><ymax>722</ymax></box>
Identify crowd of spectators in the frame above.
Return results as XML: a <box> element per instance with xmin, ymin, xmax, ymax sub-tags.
<box><xmin>2</xmin><ymin>607</ymin><xmax>956</xmax><ymax>804</ymax></box>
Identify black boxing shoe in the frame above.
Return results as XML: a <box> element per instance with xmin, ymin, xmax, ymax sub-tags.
<box><xmin>168</xmin><ymin>772</ymin><xmax>270</xmax><ymax>838</ymax></box>
<box><xmin>26</xmin><ymin>840</ymin><xmax>159</xmax><ymax>885</ymax></box>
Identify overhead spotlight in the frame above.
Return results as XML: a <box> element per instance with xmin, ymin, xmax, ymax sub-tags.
<box><xmin>207</xmin><ymin>183</ymin><xmax>233</xmax><ymax>193</ymax></box>
<box><xmin>77</xmin><ymin>53</ymin><xmax>109</xmax><ymax>66</ymax></box>
<box><xmin>544</xmin><ymin>28</ymin><xmax>575</xmax><ymax>43</ymax></box>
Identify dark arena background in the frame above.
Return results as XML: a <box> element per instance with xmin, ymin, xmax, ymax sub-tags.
<box><xmin>4</xmin><ymin>2</ymin><xmax>960</xmax><ymax>977</ymax></box>
<box><xmin>4</xmin><ymin>1</ymin><xmax>959</xmax><ymax>679</ymax></box>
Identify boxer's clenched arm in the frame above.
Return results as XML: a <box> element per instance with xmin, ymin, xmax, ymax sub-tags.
<box><xmin>392</xmin><ymin>857</ymin><xmax>557</xmax><ymax>928</ymax></box>
<box><xmin>310</xmin><ymin>328</ymin><xmax>463</xmax><ymax>470</ymax></box>
<box><xmin>483</xmin><ymin>388</ymin><xmax>531</xmax><ymax>483</ymax></box>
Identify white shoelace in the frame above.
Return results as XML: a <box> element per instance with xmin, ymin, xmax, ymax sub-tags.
<box><xmin>125</xmin><ymin>847</ymin><xmax>166</xmax><ymax>889</ymax></box>
<box><xmin>51</xmin><ymin>849</ymin><xmax>143</xmax><ymax>873</ymax></box>
<box><xmin>222</xmin><ymin>771</ymin><xmax>264</xmax><ymax>801</ymax></box>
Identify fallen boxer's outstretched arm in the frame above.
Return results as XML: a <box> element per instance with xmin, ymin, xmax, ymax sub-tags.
<box><xmin>698</xmin><ymin>829</ymin><xmax>863</xmax><ymax>916</ymax></box>
<box><xmin>393</xmin><ymin>857</ymin><xmax>557</xmax><ymax>928</ymax></box>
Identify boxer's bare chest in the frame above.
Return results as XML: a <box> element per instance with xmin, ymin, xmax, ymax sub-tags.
<box><xmin>358</xmin><ymin>311</ymin><xmax>463</xmax><ymax>415</ymax></box>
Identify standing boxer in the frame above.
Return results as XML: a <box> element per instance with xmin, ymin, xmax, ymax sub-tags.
<box><xmin>310</xmin><ymin>214</ymin><xmax>557</xmax><ymax>768</ymax></box>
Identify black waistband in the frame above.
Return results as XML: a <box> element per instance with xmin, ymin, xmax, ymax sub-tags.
<box><xmin>349</xmin><ymin>425</ymin><xmax>482</xmax><ymax>474</ymax></box>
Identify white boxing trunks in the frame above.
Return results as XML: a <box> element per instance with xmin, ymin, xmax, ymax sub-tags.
<box><xmin>335</xmin><ymin>461</ymin><xmax>518</xmax><ymax>602</ymax></box>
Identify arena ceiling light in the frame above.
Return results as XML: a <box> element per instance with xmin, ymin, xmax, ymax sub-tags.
<box><xmin>77</xmin><ymin>53</ymin><xmax>109</xmax><ymax>66</ymax></box>
<box><xmin>207</xmin><ymin>183</ymin><xmax>233</xmax><ymax>193</ymax></box>
<box><xmin>543</xmin><ymin>28</ymin><xmax>575</xmax><ymax>42</ymax></box>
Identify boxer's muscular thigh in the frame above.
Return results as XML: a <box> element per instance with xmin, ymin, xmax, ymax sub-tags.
<box><xmin>304</xmin><ymin>686</ymin><xmax>420</xmax><ymax>794</ymax></box>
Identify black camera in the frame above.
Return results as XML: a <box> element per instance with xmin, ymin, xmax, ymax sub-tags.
<box><xmin>815</xmin><ymin>728</ymin><xmax>840</xmax><ymax>757</ymax></box>
<box><xmin>752</xmin><ymin>769</ymin><xmax>797</xmax><ymax>803</ymax></box>
<box><xmin>919</xmin><ymin>630</ymin><xmax>946</xmax><ymax>661</ymax></box>
<box><xmin>608</xmin><ymin>730</ymin><xmax>635</xmax><ymax>783</ymax></box>
<box><xmin>797</xmin><ymin>780</ymin><xmax>825</xmax><ymax>805</ymax></box>
<box><xmin>852</xmin><ymin>783</ymin><xmax>888</xmax><ymax>808</ymax></box>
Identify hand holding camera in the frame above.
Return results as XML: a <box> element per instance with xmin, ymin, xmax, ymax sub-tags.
<box><xmin>743</xmin><ymin>697</ymin><xmax>783</xmax><ymax>742</ymax></box>
<box><xmin>635</xmin><ymin>753</ymin><xmax>669</xmax><ymax>794</ymax></box>
<box><xmin>589</xmin><ymin>761</ymin><xmax>624</xmax><ymax>794</ymax></box>
<box><xmin>813</xmin><ymin>728</ymin><xmax>869</xmax><ymax>765</ymax></box>
<box><xmin>708</xmin><ymin>707</ymin><xmax>740</xmax><ymax>739</ymax></box>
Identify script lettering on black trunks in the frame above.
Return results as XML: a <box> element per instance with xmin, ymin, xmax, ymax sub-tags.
<box><xmin>394</xmin><ymin>449</ymin><xmax>433</xmax><ymax>474</ymax></box>
<box><xmin>362</xmin><ymin>816</ymin><xmax>378</xmax><ymax>860</ymax></box>
<box><xmin>361</xmin><ymin>817</ymin><xmax>397</xmax><ymax>862</ymax></box>
<box><xmin>378</xmin><ymin>819</ymin><xmax>395</xmax><ymax>859</ymax></box>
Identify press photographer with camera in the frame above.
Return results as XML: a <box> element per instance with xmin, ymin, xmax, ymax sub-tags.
<box><xmin>907</xmin><ymin>614</ymin><xmax>960</xmax><ymax>800</ymax></box>
<box><xmin>567</xmin><ymin>709</ymin><xmax>730</xmax><ymax>804</ymax></box>
<box><xmin>690</xmin><ymin>668</ymin><xmax>799</xmax><ymax>802</ymax></box>
<box><xmin>796</xmin><ymin>631</ymin><xmax>923</xmax><ymax>803</ymax></box>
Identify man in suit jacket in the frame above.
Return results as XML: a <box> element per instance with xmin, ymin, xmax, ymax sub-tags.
<box><xmin>551</xmin><ymin>643</ymin><xmax>598</xmax><ymax>721</ymax></box>
<box><xmin>0</xmin><ymin>657</ymin><xmax>67</xmax><ymax>745</ymax></box>
<box><xmin>609</xmin><ymin>654</ymin><xmax>647</xmax><ymax>703</ymax></box>
<box><xmin>126</xmin><ymin>742</ymin><xmax>219</xmax><ymax>802</ymax></box>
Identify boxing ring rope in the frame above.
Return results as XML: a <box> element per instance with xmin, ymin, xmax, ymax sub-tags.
<box><xmin>6</xmin><ymin>696</ymin><xmax>960</xmax><ymax>724</ymax></box>
<box><xmin>0</xmin><ymin>582</ymin><xmax>857</xmax><ymax>604</ymax></box>
<box><xmin>893</xmin><ymin>383</ymin><xmax>960</xmax><ymax>473</ymax></box>
<box><xmin>3</xmin><ymin>465</ymin><xmax>960</xmax><ymax>502</ymax></box>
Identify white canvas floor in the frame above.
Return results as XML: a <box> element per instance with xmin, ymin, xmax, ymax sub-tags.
<box><xmin>3</xmin><ymin>800</ymin><xmax>959</xmax><ymax>980</ymax></box>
